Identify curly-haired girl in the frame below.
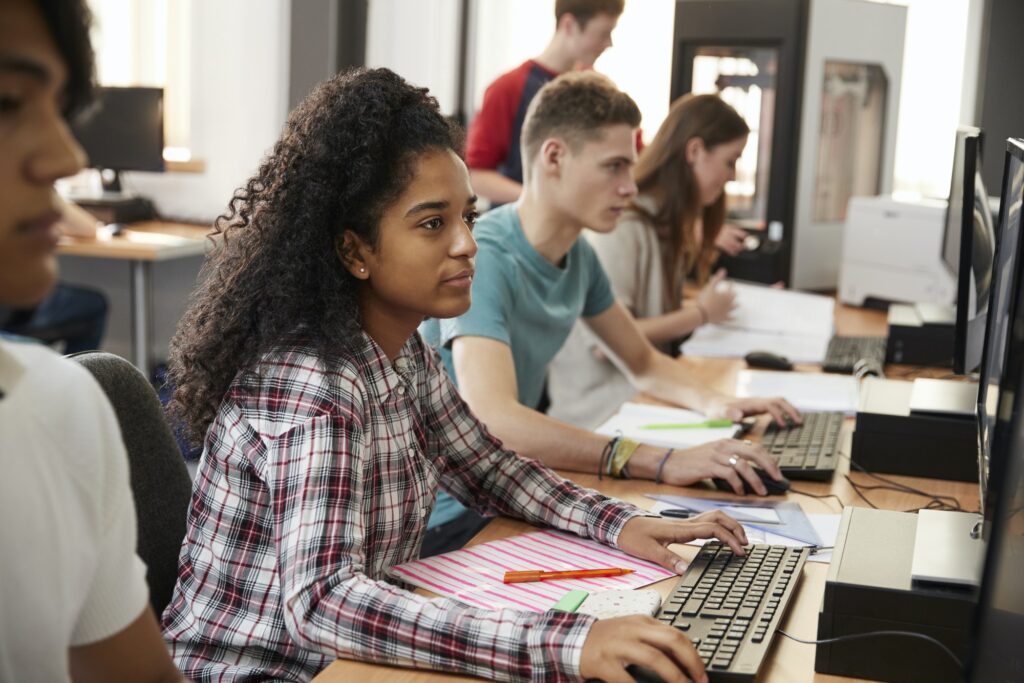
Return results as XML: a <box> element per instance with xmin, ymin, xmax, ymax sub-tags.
<box><xmin>161</xmin><ymin>67</ymin><xmax>740</xmax><ymax>682</ymax></box>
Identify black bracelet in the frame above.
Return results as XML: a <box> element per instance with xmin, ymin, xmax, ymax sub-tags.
<box><xmin>655</xmin><ymin>448</ymin><xmax>675</xmax><ymax>485</ymax></box>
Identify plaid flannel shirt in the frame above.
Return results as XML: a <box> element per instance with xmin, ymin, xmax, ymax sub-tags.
<box><xmin>162</xmin><ymin>331</ymin><xmax>646</xmax><ymax>681</ymax></box>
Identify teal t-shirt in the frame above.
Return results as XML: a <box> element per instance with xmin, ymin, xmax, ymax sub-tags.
<box><xmin>421</xmin><ymin>203</ymin><xmax>616</xmax><ymax>528</ymax></box>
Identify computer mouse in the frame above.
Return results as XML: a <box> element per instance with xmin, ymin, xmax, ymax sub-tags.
<box><xmin>712</xmin><ymin>466</ymin><xmax>791</xmax><ymax>496</ymax></box>
<box><xmin>744</xmin><ymin>350</ymin><xmax>793</xmax><ymax>371</ymax></box>
<box><xmin>623</xmin><ymin>664</ymin><xmax>669</xmax><ymax>683</ymax></box>
<box><xmin>107</xmin><ymin>222</ymin><xmax>127</xmax><ymax>237</ymax></box>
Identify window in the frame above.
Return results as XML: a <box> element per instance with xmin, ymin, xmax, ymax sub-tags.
<box><xmin>87</xmin><ymin>0</ymin><xmax>195</xmax><ymax>165</ymax></box>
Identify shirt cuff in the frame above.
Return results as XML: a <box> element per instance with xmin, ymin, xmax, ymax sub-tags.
<box><xmin>524</xmin><ymin>610</ymin><xmax>597</xmax><ymax>681</ymax></box>
<box><xmin>586</xmin><ymin>498</ymin><xmax>648</xmax><ymax>548</ymax></box>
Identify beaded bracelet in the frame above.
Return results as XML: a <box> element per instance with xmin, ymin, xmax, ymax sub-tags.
<box><xmin>655</xmin><ymin>448</ymin><xmax>675</xmax><ymax>485</ymax></box>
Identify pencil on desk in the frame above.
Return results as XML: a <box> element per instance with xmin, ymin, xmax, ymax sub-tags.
<box><xmin>503</xmin><ymin>568</ymin><xmax>634</xmax><ymax>583</ymax></box>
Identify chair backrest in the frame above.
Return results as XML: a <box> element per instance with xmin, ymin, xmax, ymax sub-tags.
<box><xmin>70</xmin><ymin>352</ymin><xmax>192</xmax><ymax>618</ymax></box>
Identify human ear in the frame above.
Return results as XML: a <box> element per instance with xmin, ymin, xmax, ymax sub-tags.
<box><xmin>685</xmin><ymin>137</ymin><xmax>706</xmax><ymax>166</ymax></box>
<box><xmin>336</xmin><ymin>230</ymin><xmax>370</xmax><ymax>280</ymax></box>
<box><xmin>539</xmin><ymin>138</ymin><xmax>566</xmax><ymax>178</ymax></box>
<box><xmin>559</xmin><ymin>12</ymin><xmax>581</xmax><ymax>36</ymax></box>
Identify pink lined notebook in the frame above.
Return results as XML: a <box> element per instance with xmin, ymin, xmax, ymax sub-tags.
<box><xmin>389</xmin><ymin>529</ymin><xmax>674</xmax><ymax>612</ymax></box>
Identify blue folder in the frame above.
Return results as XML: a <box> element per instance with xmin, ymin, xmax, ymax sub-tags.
<box><xmin>648</xmin><ymin>493</ymin><xmax>823</xmax><ymax>547</ymax></box>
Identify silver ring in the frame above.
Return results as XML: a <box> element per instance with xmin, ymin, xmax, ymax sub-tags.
<box><xmin>727</xmin><ymin>455</ymin><xmax>739</xmax><ymax>468</ymax></box>
<box><xmin>743</xmin><ymin>439</ymin><xmax>752</xmax><ymax>446</ymax></box>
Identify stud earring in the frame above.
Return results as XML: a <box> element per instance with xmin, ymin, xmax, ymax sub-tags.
<box><xmin>359</xmin><ymin>267</ymin><xmax>366</xmax><ymax>273</ymax></box>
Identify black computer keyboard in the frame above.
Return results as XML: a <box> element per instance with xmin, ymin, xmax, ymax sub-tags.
<box><xmin>763</xmin><ymin>411</ymin><xmax>844</xmax><ymax>481</ymax></box>
<box><xmin>653</xmin><ymin>542</ymin><xmax>809</xmax><ymax>681</ymax></box>
<box><xmin>822</xmin><ymin>335</ymin><xmax>887</xmax><ymax>376</ymax></box>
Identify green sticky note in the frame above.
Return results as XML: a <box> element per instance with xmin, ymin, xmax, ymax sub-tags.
<box><xmin>551</xmin><ymin>589</ymin><xmax>589</xmax><ymax>613</ymax></box>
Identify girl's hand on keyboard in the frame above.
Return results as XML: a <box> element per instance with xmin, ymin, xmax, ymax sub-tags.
<box><xmin>617</xmin><ymin>512</ymin><xmax>749</xmax><ymax>572</ymax></box>
<box><xmin>580</xmin><ymin>615</ymin><xmax>708</xmax><ymax>683</ymax></box>
<box><xmin>656</xmin><ymin>438</ymin><xmax>781</xmax><ymax>494</ymax></box>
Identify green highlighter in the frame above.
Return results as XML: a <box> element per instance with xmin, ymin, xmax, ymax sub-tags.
<box><xmin>550</xmin><ymin>589</ymin><xmax>589</xmax><ymax>613</ymax></box>
<box><xmin>639</xmin><ymin>419</ymin><xmax>735</xmax><ymax>430</ymax></box>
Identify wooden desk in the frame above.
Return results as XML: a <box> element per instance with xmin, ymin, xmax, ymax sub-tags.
<box><xmin>314</xmin><ymin>304</ymin><xmax>978</xmax><ymax>683</ymax></box>
<box><xmin>58</xmin><ymin>221</ymin><xmax>211</xmax><ymax>371</ymax></box>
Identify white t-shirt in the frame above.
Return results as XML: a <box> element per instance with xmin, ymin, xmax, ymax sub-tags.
<box><xmin>0</xmin><ymin>337</ymin><xmax>149</xmax><ymax>682</ymax></box>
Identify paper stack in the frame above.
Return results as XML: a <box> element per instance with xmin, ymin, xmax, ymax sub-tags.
<box><xmin>682</xmin><ymin>282</ymin><xmax>836</xmax><ymax>363</ymax></box>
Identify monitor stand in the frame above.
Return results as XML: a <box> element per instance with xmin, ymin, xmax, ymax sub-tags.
<box><xmin>68</xmin><ymin>168</ymin><xmax>155</xmax><ymax>224</ymax></box>
<box><xmin>851</xmin><ymin>377</ymin><xmax>978</xmax><ymax>481</ymax></box>
<box><xmin>910</xmin><ymin>509</ymin><xmax>985</xmax><ymax>586</ymax></box>
<box><xmin>885</xmin><ymin>302</ymin><xmax>955</xmax><ymax>366</ymax></box>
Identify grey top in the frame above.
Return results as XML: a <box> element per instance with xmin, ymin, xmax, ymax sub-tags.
<box><xmin>548</xmin><ymin>197</ymin><xmax>684</xmax><ymax>428</ymax></box>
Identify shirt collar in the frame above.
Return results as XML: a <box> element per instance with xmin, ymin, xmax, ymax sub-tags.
<box><xmin>354</xmin><ymin>331</ymin><xmax>420</xmax><ymax>402</ymax></box>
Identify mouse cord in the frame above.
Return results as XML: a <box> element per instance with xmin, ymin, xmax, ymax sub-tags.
<box><xmin>787</xmin><ymin>486</ymin><xmax>846</xmax><ymax>512</ymax></box>
<box><xmin>777</xmin><ymin>628</ymin><xmax>963</xmax><ymax>672</ymax></box>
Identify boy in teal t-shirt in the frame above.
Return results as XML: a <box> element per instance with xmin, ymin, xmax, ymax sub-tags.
<box><xmin>423</xmin><ymin>72</ymin><xmax>800</xmax><ymax>545</ymax></box>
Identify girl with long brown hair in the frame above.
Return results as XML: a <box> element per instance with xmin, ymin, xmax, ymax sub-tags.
<box><xmin>550</xmin><ymin>94</ymin><xmax>750</xmax><ymax>428</ymax></box>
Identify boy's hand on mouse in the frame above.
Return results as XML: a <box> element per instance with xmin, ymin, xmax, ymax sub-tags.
<box><xmin>579</xmin><ymin>615</ymin><xmax>708</xmax><ymax>683</ymax></box>
<box><xmin>695</xmin><ymin>269</ymin><xmax>736</xmax><ymax>324</ymax></box>
<box><xmin>654</xmin><ymin>439</ymin><xmax>781</xmax><ymax>495</ymax></box>
<box><xmin>616</xmin><ymin>511</ymin><xmax>748</xmax><ymax>572</ymax></box>
<box><xmin>705</xmin><ymin>394</ymin><xmax>802</xmax><ymax>427</ymax></box>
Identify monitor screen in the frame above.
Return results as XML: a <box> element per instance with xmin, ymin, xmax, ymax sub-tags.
<box><xmin>965</xmin><ymin>147</ymin><xmax>1024</xmax><ymax>681</ymax></box>
<box><xmin>71</xmin><ymin>86</ymin><xmax>164</xmax><ymax>173</ymax></box>
<box><xmin>949</xmin><ymin>127</ymin><xmax>996</xmax><ymax>374</ymax></box>
<box><xmin>977</xmin><ymin>139</ymin><xmax>1024</xmax><ymax>534</ymax></box>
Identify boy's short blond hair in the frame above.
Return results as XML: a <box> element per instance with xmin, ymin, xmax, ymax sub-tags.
<box><xmin>520</xmin><ymin>71</ymin><xmax>641</xmax><ymax>175</ymax></box>
<box><xmin>555</xmin><ymin>0</ymin><xmax>625</xmax><ymax>28</ymax></box>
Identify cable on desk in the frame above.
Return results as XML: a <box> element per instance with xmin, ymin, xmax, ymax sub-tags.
<box><xmin>841</xmin><ymin>453</ymin><xmax>963</xmax><ymax>513</ymax></box>
<box><xmin>787</xmin><ymin>486</ymin><xmax>846</xmax><ymax>512</ymax></box>
<box><xmin>839</xmin><ymin>456</ymin><xmax>958</xmax><ymax>509</ymax></box>
<box><xmin>777</xmin><ymin>628</ymin><xmax>963</xmax><ymax>672</ymax></box>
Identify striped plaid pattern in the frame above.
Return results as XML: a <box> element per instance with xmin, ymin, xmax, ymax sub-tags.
<box><xmin>162</xmin><ymin>331</ymin><xmax>645</xmax><ymax>681</ymax></box>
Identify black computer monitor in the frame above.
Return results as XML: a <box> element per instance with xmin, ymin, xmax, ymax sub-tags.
<box><xmin>964</xmin><ymin>142</ymin><xmax>1024</xmax><ymax>682</ymax></box>
<box><xmin>946</xmin><ymin>127</ymin><xmax>996</xmax><ymax>375</ymax></box>
<box><xmin>975</xmin><ymin>140</ymin><xmax>1024</xmax><ymax>536</ymax></box>
<box><xmin>70</xmin><ymin>86</ymin><xmax>165</xmax><ymax>191</ymax></box>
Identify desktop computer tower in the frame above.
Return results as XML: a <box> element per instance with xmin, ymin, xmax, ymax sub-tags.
<box><xmin>816</xmin><ymin>507</ymin><xmax>976</xmax><ymax>682</ymax></box>
<box><xmin>671</xmin><ymin>0</ymin><xmax>906</xmax><ymax>288</ymax></box>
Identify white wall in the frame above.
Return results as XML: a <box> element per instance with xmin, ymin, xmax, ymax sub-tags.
<box><xmin>121</xmin><ymin>0</ymin><xmax>292</xmax><ymax>223</ymax></box>
<box><xmin>61</xmin><ymin>1</ymin><xmax>292</xmax><ymax>365</ymax></box>
<box><xmin>366</xmin><ymin>0</ymin><xmax>462</xmax><ymax>113</ymax></box>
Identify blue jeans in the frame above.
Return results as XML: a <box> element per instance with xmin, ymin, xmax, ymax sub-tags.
<box><xmin>2</xmin><ymin>284</ymin><xmax>108</xmax><ymax>354</ymax></box>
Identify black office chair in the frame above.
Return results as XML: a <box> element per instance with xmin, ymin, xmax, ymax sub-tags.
<box><xmin>69</xmin><ymin>351</ymin><xmax>192</xmax><ymax>617</ymax></box>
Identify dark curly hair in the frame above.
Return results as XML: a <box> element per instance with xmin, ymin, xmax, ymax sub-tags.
<box><xmin>35</xmin><ymin>0</ymin><xmax>96</xmax><ymax>119</ymax></box>
<box><xmin>168</xmin><ymin>67</ymin><xmax>463</xmax><ymax>445</ymax></box>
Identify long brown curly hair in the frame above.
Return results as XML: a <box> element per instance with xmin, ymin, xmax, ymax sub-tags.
<box><xmin>168</xmin><ymin>68</ymin><xmax>462</xmax><ymax>445</ymax></box>
<box><xmin>632</xmin><ymin>94</ymin><xmax>749</xmax><ymax>294</ymax></box>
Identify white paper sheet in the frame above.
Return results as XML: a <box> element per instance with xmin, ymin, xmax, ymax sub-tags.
<box><xmin>735</xmin><ymin>369</ymin><xmax>861</xmax><ymax>414</ymax></box>
<box><xmin>680</xmin><ymin>281</ymin><xmax>835</xmax><ymax>362</ymax></box>
<box><xmin>595</xmin><ymin>402</ymin><xmax>739</xmax><ymax>449</ymax></box>
<box><xmin>682</xmin><ymin>326</ymin><xmax>832</xmax><ymax>364</ymax></box>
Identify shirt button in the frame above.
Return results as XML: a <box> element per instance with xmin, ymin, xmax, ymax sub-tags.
<box><xmin>396</xmin><ymin>385</ymin><xmax>406</xmax><ymax>395</ymax></box>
